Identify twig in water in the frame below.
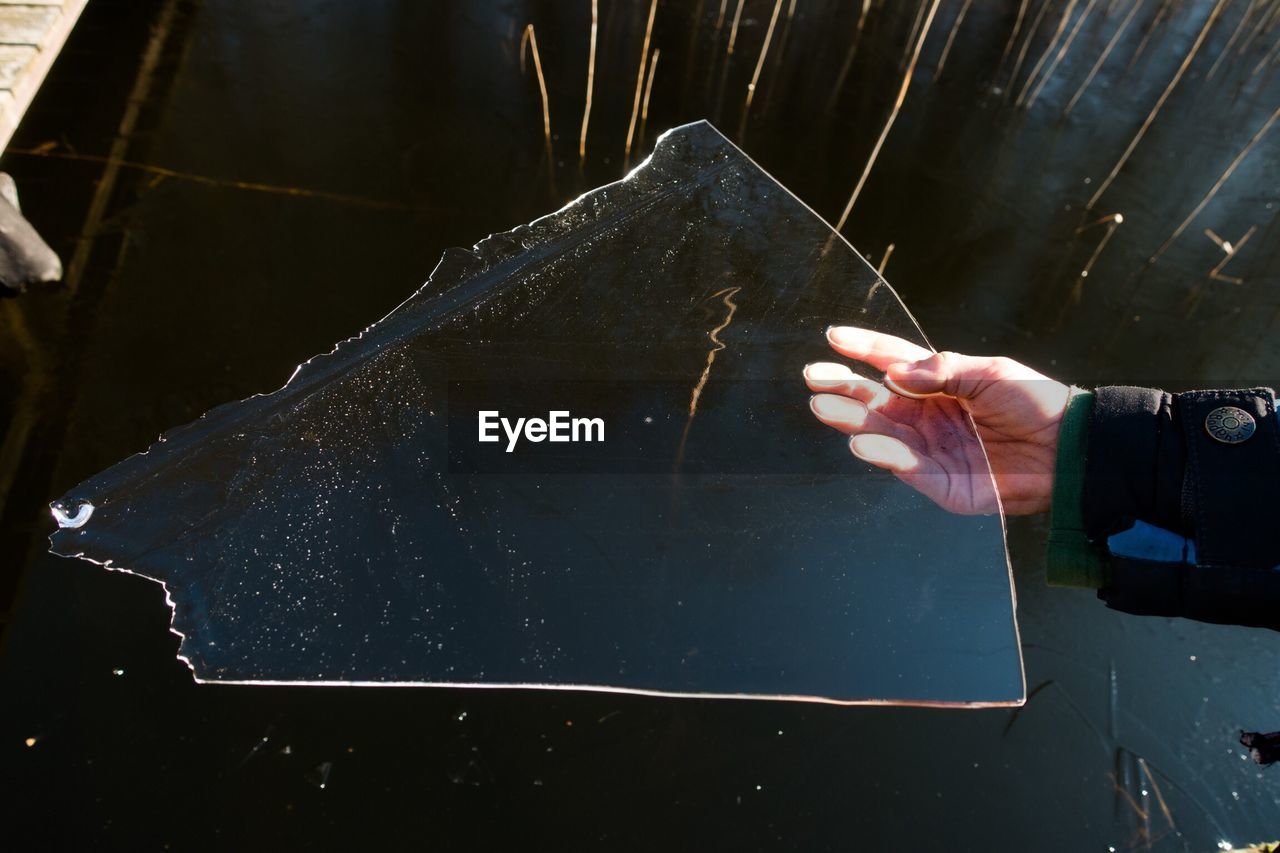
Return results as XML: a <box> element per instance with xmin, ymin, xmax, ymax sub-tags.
<box><xmin>624</xmin><ymin>0</ymin><xmax>659</xmax><ymax>162</ymax></box>
<box><xmin>1207</xmin><ymin>0</ymin><xmax>1262</xmax><ymax>79</ymax></box>
<box><xmin>1208</xmin><ymin>225</ymin><xmax>1257</xmax><ymax>283</ymax></box>
<box><xmin>1135</xmin><ymin>757</ymin><xmax>1178</xmax><ymax>836</ymax></box>
<box><xmin>6</xmin><ymin>147</ymin><xmax>424</xmax><ymax>211</ymax></box>
<box><xmin>1086</xmin><ymin>0</ymin><xmax>1228</xmax><ymax>211</ymax></box>
<box><xmin>1005</xmin><ymin>0</ymin><xmax>1054</xmax><ymax>101</ymax></box>
<box><xmin>835</xmin><ymin>0</ymin><xmax>943</xmax><ymax>233</ymax></box>
<box><xmin>877</xmin><ymin>243</ymin><xmax>896</xmax><ymax>275</ymax></box>
<box><xmin>520</xmin><ymin>25</ymin><xmax>552</xmax><ymax>143</ymax></box>
<box><xmin>1071</xmin><ymin>212</ymin><xmax>1123</xmax><ymax>299</ymax></box>
<box><xmin>579</xmin><ymin>0</ymin><xmax>598</xmax><ymax>160</ymax></box>
<box><xmin>745</xmin><ymin>0</ymin><xmax>785</xmax><ymax>111</ymax></box>
<box><xmin>934</xmin><ymin>0</ymin><xmax>974</xmax><ymax>80</ymax></box>
<box><xmin>1026</xmin><ymin>0</ymin><xmax>1099</xmax><ymax>109</ymax></box>
<box><xmin>1017</xmin><ymin>0</ymin><xmax>1080</xmax><ymax>107</ymax></box>
<box><xmin>727</xmin><ymin>0</ymin><xmax>746</xmax><ymax>54</ymax></box>
<box><xmin>1063</xmin><ymin>0</ymin><xmax>1144</xmax><ymax>115</ymax></box>
<box><xmin>1149</xmin><ymin>104</ymin><xmax>1279</xmax><ymax>261</ymax></box>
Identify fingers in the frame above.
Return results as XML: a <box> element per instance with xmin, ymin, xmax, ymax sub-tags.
<box><xmin>825</xmin><ymin>326</ymin><xmax>933</xmax><ymax>371</ymax></box>
<box><xmin>882</xmin><ymin>351</ymin><xmax>1002</xmax><ymax>401</ymax></box>
<box><xmin>809</xmin><ymin>393</ymin><xmax>918</xmax><ymax>447</ymax></box>
<box><xmin>848</xmin><ymin>434</ymin><xmax>955</xmax><ymax>509</ymax></box>
<box><xmin>803</xmin><ymin>362</ymin><xmax>892</xmax><ymax>408</ymax></box>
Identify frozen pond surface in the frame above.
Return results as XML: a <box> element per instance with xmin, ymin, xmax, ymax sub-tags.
<box><xmin>2</xmin><ymin>0</ymin><xmax>1278</xmax><ymax>848</ymax></box>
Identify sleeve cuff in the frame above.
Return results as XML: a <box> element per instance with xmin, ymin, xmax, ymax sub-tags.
<box><xmin>1046</xmin><ymin>387</ymin><xmax>1108</xmax><ymax>588</ymax></box>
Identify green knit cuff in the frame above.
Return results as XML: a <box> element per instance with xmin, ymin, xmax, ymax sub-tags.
<box><xmin>1046</xmin><ymin>387</ymin><xmax>1108</xmax><ymax>589</ymax></box>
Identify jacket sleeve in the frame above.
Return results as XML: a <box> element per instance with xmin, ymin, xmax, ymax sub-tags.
<box><xmin>1046</xmin><ymin>385</ymin><xmax>1280</xmax><ymax>630</ymax></box>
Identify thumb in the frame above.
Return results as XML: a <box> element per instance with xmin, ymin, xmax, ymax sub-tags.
<box><xmin>883</xmin><ymin>351</ymin><xmax>1000</xmax><ymax>401</ymax></box>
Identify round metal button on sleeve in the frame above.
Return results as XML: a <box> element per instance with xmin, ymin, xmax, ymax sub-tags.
<box><xmin>1204</xmin><ymin>406</ymin><xmax>1256</xmax><ymax>444</ymax></box>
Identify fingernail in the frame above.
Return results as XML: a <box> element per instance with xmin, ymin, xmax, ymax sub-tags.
<box><xmin>826</xmin><ymin>325</ymin><xmax>861</xmax><ymax>346</ymax></box>
<box><xmin>810</xmin><ymin>393</ymin><xmax>867</xmax><ymax>425</ymax></box>
<box><xmin>804</xmin><ymin>361</ymin><xmax>850</xmax><ymax>383</ymax></box>
<box><xmin>884</xmin><ymin>375</ymin><xmax>925</xmax><ymax>399</ymax></box>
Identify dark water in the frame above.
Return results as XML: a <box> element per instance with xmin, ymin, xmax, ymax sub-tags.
<box><xmin>2</xmin><ymin>0</ymin><xmax>1278</xmax><ymax>848</ymax></box>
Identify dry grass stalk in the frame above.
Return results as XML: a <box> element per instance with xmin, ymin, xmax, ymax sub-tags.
<box><xmin>715</xmin><ymin>0</ymin><xmax>729</xmax><ymax>29</ymax></box>
<box><xmin>727</xmin><ymin>0</ymin><xmax>746</xmax><ymax>54</ymax></box>
<box><xmin>625</xmin><ymin>0</ymin><xmax>659</xmax><ymax>161</ymax></box>
<box><xmin>1207</xmin><ymin>0</ymin><xmax>1262</xmax><ymax>79</ymax></box>
<box><xmin>934</xmin><ymin>0</ymin><xmax>974</xmax><ymax>80</ymax></box>
<box><xmin>1150</xmin><ymin>103</ymin><xmax>1279</xmax><ymax>260</ymax></box>
<box><xmin>1086</xmin><ymin>0</ymin><xmax>1228</xmax><ymax>211</ymax></box>
<box><xmin>745</xmin><ymin>0</ymin><xmax>786</xmax><ymax>110</ymax></box>
<box><xmin>826</xmin><ymin>0</ymin><xmax>872</xmax><ymax>113</ymax></box>
<box><xmin>1064</xmin><ymin>0</ymin><xmax>1145</xmax><ymax>115</ymax></box>
<box><xmin>520</xmin><ymin>25</ymin><xmax>552</xmax><ymax>143</ymax></box>
<box><xmin>1126</xmin><ymin>0</ymin><xmax>1172</xmax><ymax>71</ymax></box>
<box><xmin>997</xmin><ymin>0</ymin><xmax>1031</xmax><ymax>75</ymax></box>
<box><xmin>1251</xmin><ymin>29</ymin><xmax>1280</xmax><ymax>74</ymax></box>
<box><xmin>1005</xmin><ymin>0</ymin><xmax>1054</xmax><ymax>101</ymax></box>
<box><xmin>901</xmin><ymin>0</ymin><xmax>930</xmax><ymax>69</ymax></box>
<box><xmin>1016</xmin><ymin>0</ymin><xmax>1080</xmax><ymax>107</ymax></box>
<box><xmin>1026</xmin><ymin>0</ymin><xmax>1100</xmax><ymax>109</ymax></box>
<box><xmin>1237</xmin><ymin>0</ymin><xmax>1279</xmax><ymax>55</ymax></box>
<box><xmin>877</xmin><ymin>243</ymin><xmax>896</xmax><ymax>275</ymax></box>
<box><xmin>642</xmin><ymin>48</ymin><xmax>661</xmax><ymax>121</ymax></box>
<box><xmin>579</xmin><ymin>0</ymin><xmax>598</xmax><ymax>159</ymax></box>
<box><xmin>835</xmin><ymin>0</ymin><xmax>943</xmax><ymax>233</ymax></box>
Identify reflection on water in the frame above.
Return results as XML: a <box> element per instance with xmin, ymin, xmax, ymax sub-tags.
<box><xmin>1</xmin><ymin>0</ymin><xmax>1278</xmax><ymax>848</ymax></box>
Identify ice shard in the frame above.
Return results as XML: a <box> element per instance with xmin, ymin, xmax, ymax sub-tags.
<box><xmin>48</xmin><ymin>121</ymin><xmax>1023</xmax><ymax>705</ymax></box>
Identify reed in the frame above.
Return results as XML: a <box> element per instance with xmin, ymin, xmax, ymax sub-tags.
<box><xmin>745</xmin><ymin>0</ymin><xmax>786</xmax><ymax>111</ymax></box>
<box><xmin>642</xmin><ymin>48</ymin><xmax>661</xmax><ymax>121</ymax></box>
<box><xmin>877</xmin><ymin>243</ymin><xmax>896</xmax><ymax>276</ymax></box>
<box><xmin>727</xmin><ymin>0</ymin><xmax>746</xmax><ymax>54</ymax></box>
<box><xmin>1016</xmin><ymin>0</ymin><xmax>1080</xmax><ymax>107</ymax></box>
<box><xmin>520</xmin><ymin>25</ymin><xmax>552</xmax><ymax>144</ymax></box>
<box><xmin>624</xmin><ymin>0</ymin><xmax>659</xmax><ymax>162</ymax></box>
<box><xmin>579</xmin><ymin>0</ymin><xmax>598</xmax><ymax>160</ymax></box>
<box><xmin>1086</xmin><ymin>0</ymin><xmax>1228</xmax><ymax>211</ymax></box>
<box><xmin>1149</xmin><ymin>103</ymin><xmax>1278</xmax><ymax>261</ymax></box>
<box><xmin>1251</xmin><ymin>29</ymin><xmax>1280</xmax><ymax>74</ymax></box>
<box><xmin>1237</xmin><ymin>0</ymin><xmax>1278</xmax><ymax>55</ymax></box>
<box><xmin>1207</xmin><ymin>0</ymin><xmax>1262</xmax><ymax>79</ymax></box>
<box><xmin>934</xmin><ymin>0</ymin><xmax>974</xmax><ymax>80</ymax></box>
<box><xmin>1063</xmin><ymin>0</ymin><xmax>1144</xmax><ymax>115</ymax></box>
<box><xmin>901</xmin><ymin>0</ymin><xmax>930</xmax><ymax>70</ymax></box>
<box><xmin>715</xmin><ymin>0</ymin><xmax>729</xmax><ymax>29</ymax></box>
<box><xmin>997</xmin><ymin>0</ymin><xmax>1031</xmax><ymax>76</ymax></box>
<box><xmin>1005</xmin><ymin>0</ymin><xmax>1053</xmax><ymax>101</ymax></box>
<box><xmin>1126</xmin><ymin>0</ymin><xmax>1172</xmax><ymax>71</ymax></box>
<box><xmin>1026</xmin><ymin>0</ymin><xmax>1099</xmax><ymax>109</ymax></box>
<box><xmin>835</xmin><ymin>0</ymin><xmax>942</xmax><ymax>233</ymax></box>
<box><xmin>826</xmin><ymin>0</ymin><xmax>872</xmax><ymax>113</ymax></box>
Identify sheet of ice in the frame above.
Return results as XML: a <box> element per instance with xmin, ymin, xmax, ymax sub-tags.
<box><xmin>48</xmin><ymin>121</ymin><xmax>1023</xmax><ymax>705</ymax></box>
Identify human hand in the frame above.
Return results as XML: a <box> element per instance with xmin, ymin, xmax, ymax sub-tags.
<box><xmin>804</xmin><ymin>326</ymin><xmax>1069</xmax><ymax>515</ymax></box>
